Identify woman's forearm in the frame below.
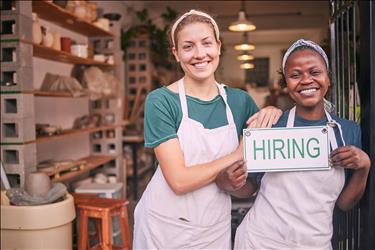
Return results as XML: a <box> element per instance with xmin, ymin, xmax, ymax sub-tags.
<box><xmin>155</xmin><ymin>138</ymin><xmax>242</xmax><ymax>195</ymax></box>
<box><xmin>337</xmin><ymin>167</ymin><xmax>370</xmax><ymax>211</ymax></box>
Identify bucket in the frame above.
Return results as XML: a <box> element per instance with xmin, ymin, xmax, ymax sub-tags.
<box><xmin>1</xmin><ymin>193</ymin><xmax>76</xmax><ymax>249</ymax></box>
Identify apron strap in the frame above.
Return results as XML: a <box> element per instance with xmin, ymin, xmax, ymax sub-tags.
<box><xmin>216</xmin><ymin>83</ymin><xmax>236</xmax><ymax>126</ymax></box>
<box><xmin>178</xmin><ymin>79</ymin><xmax>236</xmax><ymax>126</ymax></box>
<box><xmin>178</xmin><ymin>79</ymin><xmax>189</xmax><ymax>118</ymax></box>
<box><xmin>286</xmin><ymin>106</ymin><xmax>345</xmax><ymax>150</ymax></box>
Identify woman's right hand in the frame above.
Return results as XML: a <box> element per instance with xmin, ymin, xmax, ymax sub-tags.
<box><xmin>215</xmin><ymin>160</ymin><xmax>247</xmax><ymax>192</ymax></box>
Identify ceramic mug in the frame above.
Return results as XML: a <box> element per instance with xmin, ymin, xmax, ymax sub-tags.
<box><xmin>61</xmin><ymin>37</ymin><xmax>71</xmax><ymax>53</ymax></box>
<box><xmin>71</xmin><ymin>44</ymin><xmax>88</xmax><ymax>58</ymax></box>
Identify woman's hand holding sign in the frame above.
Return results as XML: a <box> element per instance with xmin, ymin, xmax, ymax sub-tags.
<box><xmin>215</xmin><ymin>107</ymin><xmax>282</xmax><ymax>197</ymax></box>
<box><xmin>215</xmin><ymin>160</ymin><xmax>247</xmax><ymax>192</ymax></box>
<box><xmin>331</xmin><ymin>145</ymin><xmax>371</xmax><ymax>171</ymax></box>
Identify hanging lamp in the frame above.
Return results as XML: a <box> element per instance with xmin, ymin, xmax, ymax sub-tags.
<box><xmin>237</xmin><ymin>53</ymin><xmax>254</xmax><ymax>61</ymax></box>
<box><xmin>228</xmin><ymin>0</ymin><xmax>256</xmax><ymax>32</ymax></box>
<box><xmin>234</xmin><ymin>32</ymin><xmax>255</xmax><ymax>51</ymax></box>
<box><xmin>240</xmin><ymin>62</ymin><xmax>255</xmax><ymax>69</ymax></box>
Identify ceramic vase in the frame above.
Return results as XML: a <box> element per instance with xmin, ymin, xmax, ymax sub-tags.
<box><xmin>52</xmin><ymin>32</ymin><xmax>61</xmax><ymax>50</ymax></box>
<box><xmin>42</xmin><ymin>26</ymin><xmax>54</xmax><ymax>47</ymax></box>
<box><xmin>32</xmin><ymin>13</ymin><xmax>42</xmax><ymax>44</ymax></box>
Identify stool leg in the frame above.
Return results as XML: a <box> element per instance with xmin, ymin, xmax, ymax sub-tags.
<box><xmin>78</xmin><ymin>210</ymin><xmax>89</xmax><ymax>250</ymax></box>
<box><xmin>101</xmin><ymin>211</ymin><xmax>112</xmax><ymax>250</ymax></box>
<box><xmin>120</xmin><ymin>206</ymin><xmax>132</xmax><ymax>250</ymax></box>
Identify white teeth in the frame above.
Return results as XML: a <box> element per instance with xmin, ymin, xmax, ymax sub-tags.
<box><xmin>300</xmin><ymin>88</ymin><xmax>317</xmax><ymax>94</ymax></box>
<box><xmin>194</xmin><ymin>61</ymin><xmax>208</xmax><ymax>68</ymax></box>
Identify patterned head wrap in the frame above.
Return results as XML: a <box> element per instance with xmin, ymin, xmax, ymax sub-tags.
<box><xmin>171</xmin><ymin>9</ymin><xmax>220</xmax><ymax>47</ymax></box>
<box><xmin>282</xmin><ymin>39</ymin><xmax>329</xmax><ymax>74</ymax></box>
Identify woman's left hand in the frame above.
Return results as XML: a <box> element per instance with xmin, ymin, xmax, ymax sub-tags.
<box><xmin>247</xmin><ymin>106</ymin><xmax>283</xmax><ymax>128</ymax></box>
<box><xmin>331</xmin><ymin>145</ymin><xmax>371</xmax><ymax>171</ymax></box>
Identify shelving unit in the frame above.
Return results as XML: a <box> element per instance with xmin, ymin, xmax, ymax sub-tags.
<box><xmin>51</xmin><ymin>155</ymin><xmax>118</xmax><ymax>183</ymax></box>
<box><xmin>31</xmin><ymin>1</ymin><xmax>115</xmax><ymax>37</ymax></box>
<box><xmin>28</xmin><ymin>41</ymin><xmax>116</xmax><ymax>67</ymax></box>
<box><xmin>35</xmin><ymin>123</ymin><xmax>127</xmax><ymax>144</ymax></box>
<box><xmin>0</xmin><ymin>1</ymin><xmax>126</xmax><ymax>194</ymax></box>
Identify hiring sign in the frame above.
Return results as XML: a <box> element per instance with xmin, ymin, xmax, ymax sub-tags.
<box><xmin>243</xmin><ymin>126</ymin><xmax>330</xmax><ymax>172</ymax></box>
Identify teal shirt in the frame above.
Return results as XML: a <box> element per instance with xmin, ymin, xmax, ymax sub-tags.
<box><xmin>144</xmin><ymin>86</ymin><xmax>259</xmax><ymax>148</ymax></box>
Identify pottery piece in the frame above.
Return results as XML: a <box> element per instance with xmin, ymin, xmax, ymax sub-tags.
<box><xmin>32</xmin><ymin>13</ymin><xmax>42</xmax><ymax>44</ymax></box>
<box><xmin>24</xmin><ymin>172</ymin><xmax>51</xmax><ymax>197</ymax></box>
<box><xmin>74</xmin><ymin>5</ymin><xmax>86</xmax><ymax>19</ymax></box>
<box><xmin>42</xmin><ymin>26</ymin><xmax>53</xmax><ymax>47</ymax></box>
<box><xmin>71</xmin><ymin>44</ymin><xmax>88</xmax><ymax>58</ymax></box>
<box><xmin>52</xmin><ymin>32</ymin><xmax>61</xmax><ymax>51</ymax></box>
<box><xmin>60</xmin><ymin>37</ymin><xmax>71</xmax><ymax>53</ymax></box>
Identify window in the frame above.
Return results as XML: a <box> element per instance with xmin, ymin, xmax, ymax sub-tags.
<box><xmin>245</xmin><ymin>57</ymin><xmax>269</xmax><ymax>87</ymax></box>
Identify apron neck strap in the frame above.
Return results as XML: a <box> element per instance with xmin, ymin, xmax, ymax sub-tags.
<box><xmin>286</xmin><ymin>106</ymin><xmax>345</xmax><ymax>150</ymax></box>
<box><xmin>178</xmin><ymin>79</ymin><xmax>189</xmax><ymax>117</ymax></box>
<box><xmin>177</xmin><ymin>79</ymin><xmax>235</xmax><ymax>126</ymax></box>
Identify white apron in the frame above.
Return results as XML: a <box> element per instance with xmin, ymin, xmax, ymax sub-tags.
<box><xmin>134</xmin><ymin>78</ymin><xmax>239</xmax><ymax>249</ymax></box>
<box><xmin>235</xmin><ymin>107</ymin><xmax>346</xmax><ymax>250</ymax></box>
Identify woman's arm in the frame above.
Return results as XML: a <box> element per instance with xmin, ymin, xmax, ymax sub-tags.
<box><xmin>155</xmin><ymin>138</ymin><xmax>243</xmax><ymax>195</ymax></box>
<box><xmin>332</xmin><ymin>145</ymin><xmax>371</xmax><ymax>211</ymax></box>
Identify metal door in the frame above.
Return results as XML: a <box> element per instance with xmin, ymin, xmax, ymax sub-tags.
<box><xmin>329</xmin><ymin>1</ymin><xmax>374</xmax><ymax>249</ymax></box>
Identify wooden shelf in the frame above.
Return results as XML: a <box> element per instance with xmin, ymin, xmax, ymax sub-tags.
<box><xmin>31</xmin><ymin>90</ymin><xmax>88</xmax><ymax>97</ymax></box>
<box><xmin>51</xmin><ymin>155</ymin><xmax>117</xmax><ymax>183</ymax></box>
<box><xmin>123</xmin><ymin>135</ymin><xmax>144</xmax><ymax>143</ymax></box>
<box><xmin>35</xmin><ymin>123</ymin><xmax>126</xmax><ymax>143</ymax></box>
<box><xmin>32</xmin><ymin>1</ymin><xmax>115</xmax><ymax>37</ymax></box>
<box><xmin>22</xmin><ymin>40</ymin><xmax>115</xmax><ymax>66</ymax></box>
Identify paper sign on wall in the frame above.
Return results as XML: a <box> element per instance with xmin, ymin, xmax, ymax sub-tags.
<box><xmin>243</xmin><ymin>126</ymin><xmax>330</xmax><ymax>172</ymax></box>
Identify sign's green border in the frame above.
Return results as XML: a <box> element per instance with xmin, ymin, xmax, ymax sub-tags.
<box><xmin>243</xmin><ymin>126</ymin><xmax>330</xmax><ymax>172</ymax></box>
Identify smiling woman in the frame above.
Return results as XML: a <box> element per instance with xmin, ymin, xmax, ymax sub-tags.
<box><xmin>132</xmin><ymin>9</ymin><xmax>283</xmax><ymax>249</ymax></box>
<box><xmin>234</xmin><ymin>39</ymin><xmax>371</xmax><ymax>250</ymax></box>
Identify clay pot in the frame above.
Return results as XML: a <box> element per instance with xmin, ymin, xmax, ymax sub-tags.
<box><xmin>25</xmin><ymin>172</ymin><xmax>51</xmax><ymax>197</ymax></box>
<box><xmin>74</xmin><ymin>5</ymin><xmax>86</xmax><ymax>19</ymax></box>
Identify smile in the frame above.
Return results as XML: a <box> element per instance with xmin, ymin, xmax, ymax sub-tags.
<box><xmin>192</xmin><ymin>61</ymin><xmax>209</xmax><ymax>68</ymax></box>
<box><xmin>299</xmin><ymin>88</ymin><xmax>319</xmax><ymax>95</ymax></box>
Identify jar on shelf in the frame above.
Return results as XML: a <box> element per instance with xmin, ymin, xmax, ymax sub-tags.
<box><xmin>52</xmin><ymin>32</ymin><xmax>61</xmax><ymax>51</ymax></box>
<box><xmin>32</xmin><ymin>12</ymin><xmax>42</xmax><ymax>44</ymax></box>
<box><xmin>42</xmin><ymin>26</ymin><xmax>54</xmax><ymax>47</ymax></box>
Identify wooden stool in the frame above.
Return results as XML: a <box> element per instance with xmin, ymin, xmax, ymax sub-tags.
<box><xmin>73</xmin><ymin>194</ymin><xmax>131</xmax><ymax>250</ymax></box>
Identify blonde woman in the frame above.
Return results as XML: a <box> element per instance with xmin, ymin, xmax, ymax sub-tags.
<box><xmin>133</xmin><ymin>10</ymin><xmax>282</xmax><ymax>249</ymax></box>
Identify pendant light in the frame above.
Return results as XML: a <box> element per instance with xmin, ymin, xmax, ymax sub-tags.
<box><xmin>228</xmin><ymin>0</ymin><xmax>256</xmax><ymax>32</ymax></box>
<box><xmin>234</xmin><ymin>32</ymin><xmax>255</xmax><ymax>51</ymax></box>
<box><xmin>240</xmin><ymin>62</ymin><xmax>255</xmax><ymax>69</ymax></box>
<box><xmin>237</xmin><ymin>53</ymin><xmax>254</xmax><ymax>61</ymax></box>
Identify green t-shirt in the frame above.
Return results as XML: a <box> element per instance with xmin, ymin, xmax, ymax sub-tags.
<box><xmin>144</xmin><ymin>86</ymin><xmax>259</xmax><ymax>148</ymax></box>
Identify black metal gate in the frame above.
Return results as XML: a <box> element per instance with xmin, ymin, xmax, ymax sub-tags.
<box><xmin>329</xmin><ymin>1</ymin><xmax>375</xmax><ymax>249</ymax></box>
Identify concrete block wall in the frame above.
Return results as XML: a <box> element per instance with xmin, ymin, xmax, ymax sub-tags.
<box><xmin>1</xmin><ymin>65</ymin><xmax>33</xmax><ymax>91</ymax></box>
<box><xmin>0</xmin><ymin>41</ymin><xmax>33</xmax><ymax>67</ymax></box>
<box><xmin>0</xmin><ymin>14</ymin><xmax>32</xmax><ymax>41</ymax></box>
<box><xmin>0</xmin><ymin>0</ymin><xmax>32</xmax><ymax>17</ymax></box>
<box><xmin>0</xmin><ymin>2</ymin><xmax>36</xmax><ymax>188</ymax></box>
<box><xmin>1</xmin><ymin>143</ymin><xmax>37</xmax><ymax>187</ymax></box>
